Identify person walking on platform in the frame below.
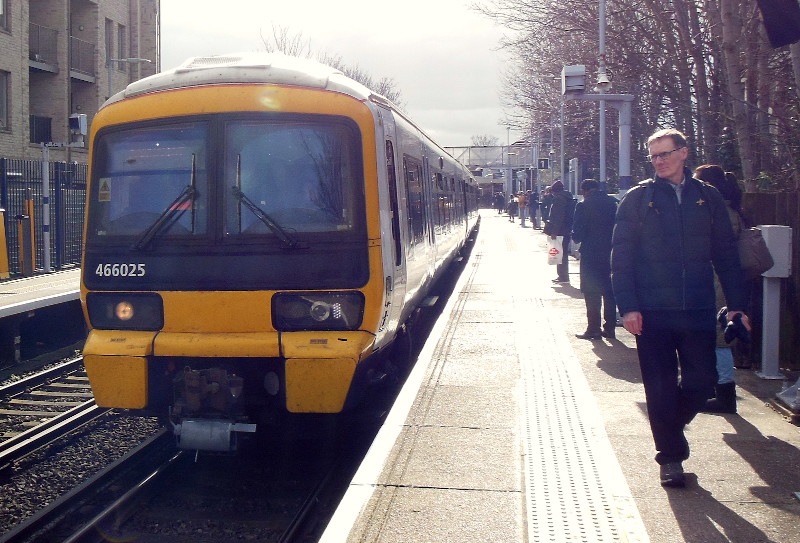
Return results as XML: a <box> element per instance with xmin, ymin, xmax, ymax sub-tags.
<box><xmin>507</xmin><ymin>193</ymin><xmax>518</xmax><ymax>222</ymax></box>
<box><xmin>517</xmin><ymin>191</ymin><xmax>528</xmax><ymax>227</ymax></box>
<box><xmin>694</xmin><ymin>165</ymin><xmax>747</xmax><ymax>414</ymax></box>
<box><xmin>572</xmin><ymin>179</ymin><xmax>617</xmax><ymax>340</ymax></box>
<box><xmin>495</xmin><ymin>191</ymin><xmax>505</xmax><ymax>215</ymax></box>
<box><xmin>611</xmin><ymin>128</ymin><xmax>750</xmax><ymax>488</ymax></box>
<box><xmin>543</xmin><ymin>180</ymin><xmax>574</xmax><ymax>283</ymax></box>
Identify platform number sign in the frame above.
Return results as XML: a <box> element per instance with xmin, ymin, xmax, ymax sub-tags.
<box><xmin>537</xmin><ymin>158</ymin><xmax>550</xmax><ymax>170</ymax></box>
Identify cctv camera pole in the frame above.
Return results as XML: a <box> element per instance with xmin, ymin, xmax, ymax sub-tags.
<box><xmin>598</xmin><ymin>0</ymin><xmax>607</xmax><ymax>189</ymax></box>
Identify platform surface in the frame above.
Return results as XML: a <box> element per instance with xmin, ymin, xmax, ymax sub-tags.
<box><xmin>0</xmin><ymin>268</ymin><xmax>80</xmax><ymax>318</ymax></box>
<box><xmin>322</xmin><ymin>210</ymin><xmax>800</xmax><ymax>543</ymax></box>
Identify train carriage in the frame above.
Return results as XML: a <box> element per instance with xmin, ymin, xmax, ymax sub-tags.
<box><xmin>80</xmin><ymin>53</ymin><xmax>479</xmax><ymax>451</ymax></box>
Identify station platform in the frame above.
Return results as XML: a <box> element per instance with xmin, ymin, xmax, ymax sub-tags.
<box><xmin>321</xmin><ymin>210</ymin><xmax>800</xmax><ymax>543</ymax></box>
<box><xmin>0</xmin><ymin>268</ymin><xmax>80</xmax><ymax>319</ymax></box>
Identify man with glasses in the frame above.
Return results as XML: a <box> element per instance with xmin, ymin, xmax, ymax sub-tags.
<box><xmin>611</xmin><ymin>128</ymin><xmax>750</xmax><ymax>488</ymax></box>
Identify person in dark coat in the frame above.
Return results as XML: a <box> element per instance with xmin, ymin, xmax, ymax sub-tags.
<box><xmin>494</xmin><ymin>191</ymin><xmax>505</xmax><ymax>214</ymax></box>
<box><xmin>611</xmin><ymin>128</ymin><xmax>750</xmax><ymax>488</ymax></box>
<box><xmin>540</xmin><ymin>186</ymin><xmax>553</xmax><ymax>225</ymax></box>
<box><xmin>572</xmin><ymin>179</ymin><xmax>618</xmax><ymax>340</ymax></box>
<box><xmin>543</xmin><ymin>180</ymin><xmax>574</xmax><ymax>283</ymax></box>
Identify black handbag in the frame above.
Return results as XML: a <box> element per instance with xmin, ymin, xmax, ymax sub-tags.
<box><xmin>738</xmin><ymin>227</ymin><xmax>774</xmax><ymax>280</ymax></box>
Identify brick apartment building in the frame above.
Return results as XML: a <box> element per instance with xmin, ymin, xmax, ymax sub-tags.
<box><xmin>0</xmin><ymin>0</ymin><xmax>160</xmax><ymax>163</ymax></box>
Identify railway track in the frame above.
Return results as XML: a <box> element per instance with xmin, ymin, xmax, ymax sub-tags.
<box><xmin>2</xmin><ymin>426</ymin><xmax>370</xmax><ymax>543</ymax></box>
<box><xmin>0</xmin><ymin>252</ymin><xmax>467</xmax><ymax>541</ymax></box>
<box><xmin>0</xmin><ymin>429</ymin><xmax>177</xmax><ymax>543</ymax></box>
<box><xmin>0</xmin><ymin>354</ymin><xmax>386</xmax><ymax>542</ymax></box>
<box><xmin>1</xmin><ymin>356</ymin><xmax>91</xmax><ymax>436</ymax></box>
<box><xmin>0</xmin><ymin>356</ymin><xmax>111</xmax><ymax>471</ymax></box>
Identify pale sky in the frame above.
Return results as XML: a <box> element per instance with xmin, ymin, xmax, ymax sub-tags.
<box><xmin>160</xmin><ymin>0</ymin><xmax>517</xmax><ymax>147</ymax></box>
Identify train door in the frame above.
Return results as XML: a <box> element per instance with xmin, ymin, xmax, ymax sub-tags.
<box><xmin>376</xmin><ymin>107</ymin><xmax>407</xmax><ymax>339</ymax></box>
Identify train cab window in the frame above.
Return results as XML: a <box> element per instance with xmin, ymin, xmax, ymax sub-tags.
<box><xmin>88</xmin><ymin>123</ymin><xmax>209</xmax><ymax>241</ymax></box>
<box><xmin>223</xmin><ymin>119</ymin><xmax>362</xmax><ymax>237</ymax></box>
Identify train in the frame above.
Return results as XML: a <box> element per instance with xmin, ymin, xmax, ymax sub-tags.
<box><xmin>80</xmin><ymin>53</ymin><xmax>480</xmax><ymax>451</ymax></box>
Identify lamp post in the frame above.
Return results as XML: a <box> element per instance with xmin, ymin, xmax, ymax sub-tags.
<box><xmin>595</xmin><ymin>0</ymin><xmax>612</xmax><ymax>189</ymax></box>
<box><xmin>107</xmin><ymin>57</ymin><xmax>152</xmax><ymax>99</ymax></box>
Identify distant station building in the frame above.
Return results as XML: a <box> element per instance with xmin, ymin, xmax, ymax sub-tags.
<box><xmin>0</xmin><ymin>0</ymin><xmax>160</xmax><ymax>163</ymax></box>
<box><xmin>447</xmin><ymin>142</ymin><xmax>555</xmax><ymax>205</ymax></box>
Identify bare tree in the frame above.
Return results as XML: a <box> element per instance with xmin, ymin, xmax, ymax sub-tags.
<box><xmin>259</xmin><ymin>25</ymin><xmax>404</xmax><ymax>107</ymax></box>
<box><xmin>475</xmin><ymin>0</ymin><xmax>800</xmax><ymax>191</ymax></box>
<box><xmin>472</xmin><ymin>134</ymin><xmax>501</xmax><ymax>146</ymax></box>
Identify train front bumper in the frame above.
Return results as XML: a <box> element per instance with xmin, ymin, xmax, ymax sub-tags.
<box><xmin>83</xmin><ymin>329</ymin><xmax>376</xmax><ymax>413</ymax></box>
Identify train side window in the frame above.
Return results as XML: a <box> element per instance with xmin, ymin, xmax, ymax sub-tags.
<box><xmin>403</xmin><ymin>156</ymin><xmax>426</xmax><ymax>245</ymax></box>
<box><xmin>385</xmin><ymin>141</ymin><xmax>402</xmax><ymax>266</ymax></box>
<box><xmin>434</xmin><ymin>172</ymin><xmax>444</xmax><ymax>233</ymax></box>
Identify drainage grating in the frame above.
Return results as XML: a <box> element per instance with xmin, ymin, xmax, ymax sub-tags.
<box><xmin>518</xmin><ymin>298</ymin><xmax>649</xmax><ymax>543</ymax></box>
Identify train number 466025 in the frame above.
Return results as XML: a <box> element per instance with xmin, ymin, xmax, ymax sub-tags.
<box><xmin>94</xmin><ymin>263</ymin><xmax>146</xmax><ymax>277</ymax></box>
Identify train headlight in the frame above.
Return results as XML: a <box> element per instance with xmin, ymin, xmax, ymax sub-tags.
<box><xmin>272</xmin><ymin>292</ymin><xmax>364</xmax><ymax>331</ymax></box>
<box><xmin>115</xmin><ymin>301</ymin><xmax>135</xmax><ymax>321</ymax></box>
<box><xmin>309</xmin><ymin>301</ymin><xmax>331</xmax><ymax>322</ymax></box>
<box><xmin>87</xmin><ymin>292</ymin><xmax>164</xmax><ymax>331</ymax></box>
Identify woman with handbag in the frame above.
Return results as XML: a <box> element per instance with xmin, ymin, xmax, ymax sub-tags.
<box><xmin>694</xmin><ymin>165</ymin><xmax>746</xmax><ymax>414</ymax></box>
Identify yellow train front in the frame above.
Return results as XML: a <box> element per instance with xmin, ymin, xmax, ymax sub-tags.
<box><xmin>80</xmin><ymin>53</ymin><xmax>478</xmax><ymax>451</ymax></box>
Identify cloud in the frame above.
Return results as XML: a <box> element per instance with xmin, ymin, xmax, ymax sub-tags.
<box><xmin>160</xmin><ymin>0</ymin><xmax>512</xmax><ymax>146</ymax></box>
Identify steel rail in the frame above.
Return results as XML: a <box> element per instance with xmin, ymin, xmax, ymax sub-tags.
<box><xmin>0</xmin><ymin>400</ymin><xmax>107</xmax><ymax>471</ymax></box>
<box><xmin>0</xmin><ymin>429</ymin><xmax>174</xmax><ymax>543</ymax></box>
<box><xmin>62</xmin><ymin>443</ymin><xmax>185</xmax><ymax>543</ymax></box>
<box><xmin>0</xmin><ymin>356</ymin><xmax>84</xmax><ymax>396</ymax></box>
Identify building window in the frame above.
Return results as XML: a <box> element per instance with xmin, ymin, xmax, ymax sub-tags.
<box><xmin>0</xmin><ymin>0</ymin><xmax>9</xmax><ymax>32</ymax></box>
<box><xmin>30</xmin><ymin>115</ymin><xmax>52</xmax><ymax>143</ymax></box>
<box><xmin>0</xmin><ymin>71</ymin><xmax>8</xmax><ymax>130</ymax></box>
<box><xmin>117</xmin><ymin>24</ymin><xmax>127</xmax><ymax>70</ymax></box>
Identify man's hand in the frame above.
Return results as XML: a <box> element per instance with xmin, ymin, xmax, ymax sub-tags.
<box><xmin>622</xmin><ymin>311</ymin><xmax>643</xmax><ymax>335</ymax></box>
<box><xmin>726</xmin><ymin>310</ymin><xmax>752</xmax><ymax>331</ymax></box>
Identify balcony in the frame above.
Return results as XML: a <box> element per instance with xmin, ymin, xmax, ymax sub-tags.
<box><xmin>29</xmin><ymin>23</ymin><xmax>96</xmax><ymax>82</ymax></box>
<box><xmin>29</xmin><ymin>23</ymin><xmax>59</xmax><ymax>72</ymax></box>
<box><xmin>70</xmin><ymin>36</ymin><xmax>95</xmax><ymax>80</ymax></box>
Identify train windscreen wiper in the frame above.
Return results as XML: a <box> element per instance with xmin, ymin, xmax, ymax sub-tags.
<box><xmin>232</xmin><ymin>154</ymin><xmax>304</xmax><ymax>249</ymax></box>
<box><xmin>231</xmin><ymin>186</ymin><xmax>304</xmax><ymax>249</ymax></box>
<box><xmin>132</xmin><ymin>155</ymin><xmax>198</xmax><ymax>251</ymax></box>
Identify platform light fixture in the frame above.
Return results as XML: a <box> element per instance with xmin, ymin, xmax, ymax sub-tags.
<box><xmin>107</xmin><ymin>57</ymin><xmax>152</xmax><ymax>99</ymax></box>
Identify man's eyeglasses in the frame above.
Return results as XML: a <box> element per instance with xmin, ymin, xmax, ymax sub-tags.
<box><xmin>647</xmin><ymin>147</ymin><xmax>685</xmax><ymax>162</ymax></box>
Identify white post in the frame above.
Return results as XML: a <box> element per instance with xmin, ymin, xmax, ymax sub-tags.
<box><xmin>758</xmin><ymin>276</ymin><xmax>784</xmax><ymax>379</ymax></box>
<box><xmin>757</xmin><ymin>225</ymin><xmax>793</xmax><ymax>379</ymax></box>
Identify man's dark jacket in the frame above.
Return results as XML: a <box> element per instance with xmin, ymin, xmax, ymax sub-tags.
<box><xmin>572</xmin><ymin>190</ymin><xmax>617</xmax><ymax>293</ymax></box>
<box><xmin>543</xmin><ymin>190</ymin><xmax>574</xmax><ymax>236</ymax></box>
<box><xmin>611</xmin><ymin>170</ymin><xmax>746</xmax><ymax>316</ymax></box>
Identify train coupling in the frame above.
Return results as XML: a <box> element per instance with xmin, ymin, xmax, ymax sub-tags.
<box><xmin>170</xmin><ymin>366</ymin><xmax>256</xmax><ymax>452</ymax></box>
<box><xmin>173</xmin><ymin>418</ymin><xmax>256</xmax><ymax>452</ymax></box>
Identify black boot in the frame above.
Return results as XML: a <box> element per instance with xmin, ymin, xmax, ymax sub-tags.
<box><xmin>701</xmin><ymin>382</ymin><xmax>737</xmax><ymax>414</ymax></box>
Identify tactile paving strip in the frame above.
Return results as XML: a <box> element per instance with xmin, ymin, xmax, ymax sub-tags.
<box><xmin>517</xmin><ymin>297</ymin><xmax>648</xmax><ymax>543</ymax></box>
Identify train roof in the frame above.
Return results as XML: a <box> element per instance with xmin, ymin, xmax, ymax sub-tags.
<box><xmin>108</xmin><ymin>52</ymin><xmax>382</xmax><ymax>105</ymax></box>
<box><xmin>106</xmin><ymin>52</ymin><xmax>473</xmax><ymax>179</ymax></box>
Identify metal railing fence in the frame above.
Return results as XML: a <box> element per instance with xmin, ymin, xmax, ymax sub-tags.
<box><xmin>0</xmin><ymin>158</ymin><xmax>86</xmax><ymax>275</ymax></box>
